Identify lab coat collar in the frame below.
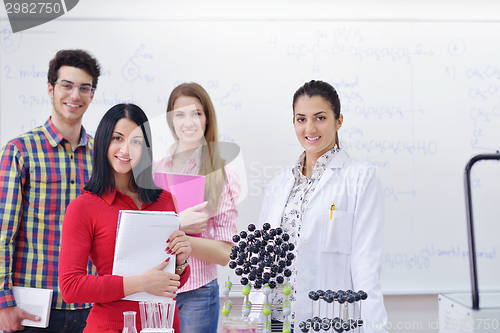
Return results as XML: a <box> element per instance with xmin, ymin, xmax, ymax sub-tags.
<box><xmin>264</xmin><ymin>150</ymin><xmax>348</xmax><ymax>231</ymax></box>
<box><xmin>304</xmin><ymin>149</ymin><xmax>348</xmax><ymax>205</ymax></box>
<box><xmin>292</xmin><ymin>147</ymin><xmax>340</xmax><ymax>181</ymax></box>
<box><xmin>283</xmin><ymin>149</ymin><xmax>348</xmax><ymax>181</ymax></box>
<box><xmin>327</xmin><ymin>149</ymin><xmax>348</xmax><ymax>169</ymax></box>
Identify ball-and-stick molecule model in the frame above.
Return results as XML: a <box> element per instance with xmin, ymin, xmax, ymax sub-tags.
<box><xmin>228</xmin><ymin>223</ymin><xmax>295</xmax><ymax>289</ymax></box>
<box><xmin>299</xmin><ymin>289</ymin><xmax>368</xmax><ymax>332</ymax></box>
<box><xmin>222</xmin><ymin>223</ymin><xmax>297</xmax><ymax>332</ymax></box>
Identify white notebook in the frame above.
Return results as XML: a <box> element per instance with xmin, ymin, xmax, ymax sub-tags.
<box><xmin>12</xmin><ymin>286</ymin><xmax>52</xmax><ymax>328</ymax></box>
<box><xmin>112</xmin><ymin>210</ymin><xmax>180</xmax><ymax>302</ymax></box>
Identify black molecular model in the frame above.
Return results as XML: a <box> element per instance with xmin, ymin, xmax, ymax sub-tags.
<box><xmin>222</xmin><ymin>223</ymin><xmax>296</xmax><ymax>333</ymax></box>
<box><xmin>299</xmin><ymin>289</ymin><xmax>368</xmax><ymax>332</ymax></box>
<box><xmin>222</xmin><ymin>223</ymin><xmax>369</xmax><ymax>333</ymax></box>
<box><xmin>228</xmin><ymin>223</ymin><xmax>295</xmax><ymax>289</ymax></box>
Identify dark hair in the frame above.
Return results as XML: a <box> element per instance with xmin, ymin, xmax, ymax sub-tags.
<box><xmin>85</xmin><ymin>103</ymin><xmax>162</xmax><ymax>203</ymax></box>
<box><xmin>166</xmin><ymin>83</ymin><xmax>226</xmax><ymax>212</ymax></box>
<box><xmin>292</xmin><ymin>80</ymin><xmax>341</xmax><ymax>148</ymax></box>
<box><xmin>47</xmin><ymin>49</ymin><xmax>101</xmax><ymax>88</ymax></box>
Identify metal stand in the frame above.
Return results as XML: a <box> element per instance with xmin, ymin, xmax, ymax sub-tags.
<box><xmin>438</xmin><ymin>153</ymin><xmax>500</xmax><ymax>333</ymax></box>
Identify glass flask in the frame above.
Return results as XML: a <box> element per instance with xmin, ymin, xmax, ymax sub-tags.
<box><xmin>123</xmin><ymin>311</ymin><xmax>138</xmax><ymax>333</ymax></box>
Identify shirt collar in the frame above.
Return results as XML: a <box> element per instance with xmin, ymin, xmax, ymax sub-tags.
<box><xmin>292</xmin><ymin>146</ymin><xmax>340</xmax><ymax>180</ymax></box>
<box><xmin>100</xmin><ymin>188</ymin><xmax>147</xmax><ymax>210</ymax></box>
<box><xmin>42</xmin><ymin>117</ymin><xmax>92</xmax><ymax>149</ymax></box>
<box><xmin>163</xmin><ymin>141</ymin><xmax>203</xmax><ymax>165</ymax></box>
<box><xmin>101</xmin><ymin>188</ymin><xmax>118</xmax><ymax>206</ymax></box>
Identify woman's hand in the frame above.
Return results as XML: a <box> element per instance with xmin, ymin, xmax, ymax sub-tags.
<box><xmin>125</xmin><ymin>231</ymin><xmax>191</xmax><ymax>297</ymax></box>
<box><xmin>167</xmin><ymin>229</ymin><xmax>192</xmax><ymax>266</ymax></box>
<box><xmin>178</xmin><ymin>202</ymin><xmax>208</xmax><ymax>234</ymax></box>
<box><xmin>139</xmin><ymin>259</ymin><xmax>181</xmax><ymax>298</ymax></box>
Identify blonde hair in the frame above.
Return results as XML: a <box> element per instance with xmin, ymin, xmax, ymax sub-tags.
<box><xmin>166</xmin><ymin>83</ymin><xmax>226</xmax><ymax>212</ymax></box>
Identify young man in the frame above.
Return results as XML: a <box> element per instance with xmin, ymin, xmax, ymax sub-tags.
<box><xmin>0</xmin><ymin>50</ymin><xmax>101</xmax><ymax>332</ymax></box>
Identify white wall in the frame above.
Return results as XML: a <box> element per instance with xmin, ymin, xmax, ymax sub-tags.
<box><xmin>3</xmin><ymin>0</ymin><xmax>500</xmax><ymax>21</ymax></box>
<box><xmin>2</xmin><ymin>1</ymin><xmax>497</xmax><ymax>331</ymax></box>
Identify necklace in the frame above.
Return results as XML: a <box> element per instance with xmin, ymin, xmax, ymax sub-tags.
<box><xmin>174</xmin><ymin>147</ymin><xmax>196</xmax><ymax>165</ymax></box>
<box><xmin>175</xmin><ymin>155</ymin><xmax>187</xmax><ymax>164</ymax></box>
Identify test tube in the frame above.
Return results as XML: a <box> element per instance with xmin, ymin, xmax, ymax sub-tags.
<box><xmin>154</xmin><ymin>302</ymin><xmax>162</xmax><ymax>328</ymax></box>
<box><xmin>167</xmin><ymin>300</ymin><xmax>176</xmax><ymax>329</ymax></box>
<box><xmin>139</xmin><ymin>301</ymin><xmax>147</xmax><ymax>331</ymax></box>
<box><xmin>146</xmin><ymin>302</ymin><xmax>155</xmax><ymax>329</ymax></box>
<box><xmin>159</xmin><ymin>302</ymin><xmax>169</xmax><ymax>328</ymax></box>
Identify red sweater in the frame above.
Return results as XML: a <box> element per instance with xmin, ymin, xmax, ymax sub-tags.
<box><xmin>59</xmin><ymin>189</ymin><xmax>190</xmax><ymax>332</ymax></box>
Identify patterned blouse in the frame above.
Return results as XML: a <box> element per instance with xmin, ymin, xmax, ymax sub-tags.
<box><xmin>270</xmin><ymin>147</ymin><xmax>340</xmax><ymax>323</ymax></box>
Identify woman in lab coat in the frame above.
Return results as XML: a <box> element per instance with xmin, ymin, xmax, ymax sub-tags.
<box><xmin>254</xmin><ymin>80</ymin><xmax>387</xmax><ymax>332</ymax></box>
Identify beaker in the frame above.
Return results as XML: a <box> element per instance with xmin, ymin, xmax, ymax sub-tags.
<box><xmin>123</xmin><ymin>311</ymin><xmax>138</xmax><ymax>333</ymax></box>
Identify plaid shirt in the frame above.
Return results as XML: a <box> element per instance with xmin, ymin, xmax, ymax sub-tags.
<box><xmin>0</xmin><ymin>118</ymin><xmax>93</xmax><ymax>310</ymax></box>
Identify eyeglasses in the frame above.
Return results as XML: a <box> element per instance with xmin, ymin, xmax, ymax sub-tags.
<box><xmin>54</xmin><ymin>81</ymin><xmax>95</xmax><ymax>97</ymax></box>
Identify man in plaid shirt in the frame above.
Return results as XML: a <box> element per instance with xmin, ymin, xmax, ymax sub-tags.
<box><xmin>0</xmin><ymin>50</ymin><xmax>101</xmax><ymax>332</ymax></box>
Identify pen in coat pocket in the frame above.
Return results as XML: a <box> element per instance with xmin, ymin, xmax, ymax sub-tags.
<box><xmin>330</xmin><ymin>202</ymin><xmax>335</xmax><ymax>220</ymax></box>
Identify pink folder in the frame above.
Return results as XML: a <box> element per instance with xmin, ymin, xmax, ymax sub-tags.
<box><xmin>153</xmin><ymin>172</ymin><xmax>206</xmax><ymax>237</ymax></box>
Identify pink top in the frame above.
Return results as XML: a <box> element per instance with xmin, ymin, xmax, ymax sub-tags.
<box><xmin>153</xmin><ymin>143</ymin><xmax>240</xmax><ymax>292</ymax></box>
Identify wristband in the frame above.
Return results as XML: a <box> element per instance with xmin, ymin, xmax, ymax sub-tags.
<box><xmin>175</xmin><ymin>257</ymin><xmax>189</xmax><ymax>271</ymax></box>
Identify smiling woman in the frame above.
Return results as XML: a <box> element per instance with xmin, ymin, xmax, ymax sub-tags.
<box><xmin>250</xmin><ymin>80</ymin><xmax>388</xmax><ymax>333</ymax></box>
<box><xmin>85</xmin><ymin>104</ymin><xmax>161</xmax><ymax>204</ymax></box>
<box><xmin>293</xmin><ymin>95</ymin><xmax>343</xmax><ymax>178</ymax></box>
<box><xmin>170</xmin><ymin>95</ymin><xmax>207</xmax><ymax>155</ymax></box>
<box><xmin>153</xmin><ymin>83</ymin><xmax>240</xmax><ymax>333</ymax></box>
<box><xmin>107</xmin><ymin>117</ymin><xmax>145</xmax><ymax>194</ymax></box>
<box><xmin>59</xmin><ymin>103</ymin><xmax>192</xmax><ymax>333</ymax></box>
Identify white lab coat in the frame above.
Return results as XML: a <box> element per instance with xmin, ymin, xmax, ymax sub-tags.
<box><xmin>250</xmin><ymin>150</ymin><xmax>388</xmax><ymax>332</ymax></box>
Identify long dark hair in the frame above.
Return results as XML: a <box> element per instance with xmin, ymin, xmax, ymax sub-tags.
<box><xmin>85</xmin><ymin>103</ymin><xmax>162</xmax><ymax>203</ymax></box>
<box><xmin>292</xmin><ymin>80</ymin><xmax>341</xmax><ymax>149</ymax></box>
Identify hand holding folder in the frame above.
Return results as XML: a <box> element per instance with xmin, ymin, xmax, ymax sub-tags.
<box><xmin>12</xmin><ymin>287</ymin><xmax>52</xmax><ymax>328</ymax></box>
<box><xmin>112</xmin><ymin>210</ymin><xmax>180</xmax><ymax>302</ymax></box>
<box><xmin>153</xmin><ymin>172</ymin><xmax>206</xmax><ymax>237</ymax></box>
<box><xmin>178</xmin><ymin>201</ymin><xmax>208</xmax><ymax>235</ymax></box>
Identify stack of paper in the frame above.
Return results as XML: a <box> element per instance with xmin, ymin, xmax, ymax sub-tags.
<box><xmin>12</xmin><ymin>286</ymin><xmax>52</xmax><ymax>328</ymax></box>
<box><xmin>112</xmin><ymin>210</ymin><xmax>180</xmax><ymax>302</ymax></box>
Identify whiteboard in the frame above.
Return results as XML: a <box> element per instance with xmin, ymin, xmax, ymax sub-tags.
<box><xmin>1</xmin><ymin>18</ymin><xmax>499</xmax><ymax>294</ymax></box>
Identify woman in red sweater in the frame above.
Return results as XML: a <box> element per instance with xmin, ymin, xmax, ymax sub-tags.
<box><xmin>59</xmin><ymin>103</ymin><xmax>191</xmax><ymax>332</ymax></box>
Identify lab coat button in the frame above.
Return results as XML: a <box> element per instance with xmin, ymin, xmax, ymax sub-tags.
<box><xmin>301</xmin><ymin>274</ymin><xmax>306</xmax><ymax>279</ymax></box>
<box><xmin>299</xmin><ymin>310</ymin><xmax>304</xmax><ymax>315</ymax></box>
<box><xmin>303</xmin><ymin>239</ymin><xmax>308</xmax><ymax>244</ymax></box>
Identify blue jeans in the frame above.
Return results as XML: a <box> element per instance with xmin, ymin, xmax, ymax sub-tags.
<box><xmin>15</xmin><ymin>308</ymin><xmax>90</xmax><ymax>333</ymax></box>
<box><xmin>176</xmin><ymin>279</ymin><xmax>219</xmax><ymax>333</ymax></box>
